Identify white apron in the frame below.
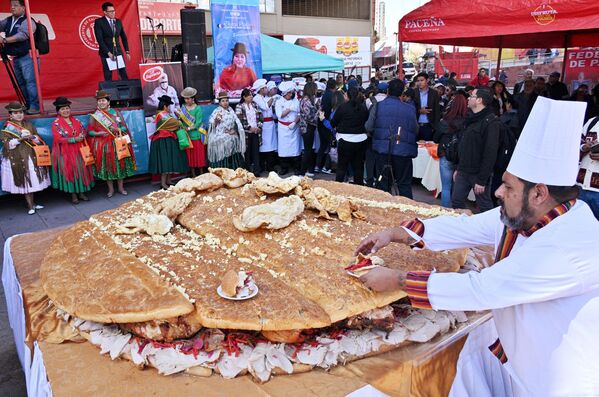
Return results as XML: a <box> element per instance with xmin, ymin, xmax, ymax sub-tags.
<box><xmin>254</xmin><ymin>94</ymin><xmax>277</xmax><ymax>153</ymax></box>
<box><xmin>275</xmin><ymin>97</ymin><xmax>301</xmax><ymax>157</ymax></box>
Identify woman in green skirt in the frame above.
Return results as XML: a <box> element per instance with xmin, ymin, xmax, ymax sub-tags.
<box><xmin>207</xmin><ymin>91</ymin><xmax>246</xmax><ymax>169</ymax></box>
<box><xmin>50</xmin><ymin>97</ymin><xmax>95</xmax><ymax>204</ymax></box>
<box><xmin>87</xmin><ymin>90</ymin><xmax>136</xmax><ymax>197</ymax></box>
<box><xmin>149</xmin><ymin>95</ymin><xmax>189</xmax><ymax>189</ymax></box>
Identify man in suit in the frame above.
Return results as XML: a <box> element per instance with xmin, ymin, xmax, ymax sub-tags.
<box><xmin>513</xmin><ymin>68</ymin><xmax>534</xmax><ymax>95</ymax></box>
<box><xmin>94</xmin><ymin>2</ymin><xmax>130</xmax><ymax>81</ymax></box>
<box><xmin>413</xmin><ymin>72</ymin><xmax>440</xmax><ymax>141</ymax></box>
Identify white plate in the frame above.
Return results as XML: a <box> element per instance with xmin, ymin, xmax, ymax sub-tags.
<box><xmin>217</xmin><ymin>280</ymin><xmax>259</xmax><ymax>300</ymax></box>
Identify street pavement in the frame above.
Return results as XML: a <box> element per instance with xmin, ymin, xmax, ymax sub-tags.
<box><xmin>0</xmin><ymin>174</ymin><xmax>440</xmax><ymax>396</ymax></box>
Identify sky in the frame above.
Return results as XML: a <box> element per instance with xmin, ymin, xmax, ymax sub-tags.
<box><xmin>382</xmin><ymin>0</ymin><xmax>430</xmax><ymax>39</ymax></box>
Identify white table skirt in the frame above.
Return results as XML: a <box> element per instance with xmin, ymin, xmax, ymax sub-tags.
<box><xmin>413</xmin><ymin>147</ymin><xmax>442</xmax><ymax>195</ymax></box>
<box><xmin>2</xmin><ymin>237</ymin><xmax>53</xmax><ymax>397</ymax></box>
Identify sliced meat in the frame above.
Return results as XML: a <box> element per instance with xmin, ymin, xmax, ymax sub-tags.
<box><xmin>346</xmin><ymin>305</ymin><xmax>395</xmax><ymax>332</ymax></box>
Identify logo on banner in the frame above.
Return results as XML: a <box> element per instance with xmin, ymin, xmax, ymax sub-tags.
<box><xmin>404</xmin><ymin>16</ymin><xmax>445</xmax><ymax>30</ymax></box>
<box><xmin>531</xmin><ymin>5</ymin><xmax>557</xmax><ymax>25</ymax></box>
<box><xmin>79</xmin><ymin>15</ymin><xmax>101</xmax><ymax>50</ymax></box>
<box><xmin>142</xmin><ymin>66</ymin><xmax>164</xmax><ymax>82</ymax></box>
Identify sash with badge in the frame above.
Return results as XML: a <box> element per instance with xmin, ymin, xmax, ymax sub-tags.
<box><xmin>177</xmin><ymin>106</ymin><xmax>207</xmax><ymax>144</ymax></box>
<box><xmin>3</xmin><ymin>121</ymin><xmax>52</xmax><ymax>166</ymax></box>
<box><xmin>91</xmin><ymin>109</ymin><xmax>132</xmax><ymax>160</ymax></box>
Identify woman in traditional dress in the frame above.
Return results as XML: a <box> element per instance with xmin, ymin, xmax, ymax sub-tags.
<box><xmin>149</xmin><ymin>95</ymin><xmax>189</xmax><ymax>190</ymax></box>
<box><xmin>236</xmin><ymin>88</ymin><xmax>262</xmax><ymax>175</ymax></box>
<box><xmin>207</xmin><ymin>92</ymin><xmax>246</xmax><ymax>169</ymax></box>
<box><xmin>176</xmin><ymin>87</ymin><xmax>206</xmax><ymax>177</ymax></box>
<box><xmin>217</xmin><ymin>42</ymin><xmax>257</xmax><ymax>94</ymax></box>
<box><xmin>274</xmin><ymin>81</ymin><xmax>301</xmax><ymax>175</ymax></box>
<box><xmin>50</xmin><ymin>97</ymin><xmax>95</xmax><ymax>204</ymax></box>
<box><xmin>0</xmin><ymin>102</ymin><xmax>50</xmax><ymax>214</ymax></box>
<box><xmin>87</xmin><ymin>90</ymin><xmax>136</xmax><ymax>197</ymax></box>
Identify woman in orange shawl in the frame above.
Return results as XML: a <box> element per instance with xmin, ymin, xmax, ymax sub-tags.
<box><xmin>217</xmin><ymin>42</ymin><xmax>257</xmax><ymax>94</ymax></box>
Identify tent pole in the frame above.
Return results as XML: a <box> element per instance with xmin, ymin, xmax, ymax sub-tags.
<box><xmin>397</xmin><ymin>33</ymin><xmax>404</xmax><ymax>80</ymax></box>
<box><xmin>561</xmin><ymin>33</ymin><xmax>569</xmax><ymax>82</ymax></box>
<box><xmin>24</xmin><ymin>0</ymin><xmax>43</xmax><ymax>113</ymax></box>
<box><xmin>495</xmin><ymin>37</ymin><xmax>502</xmax><ymax>81</ymax></box>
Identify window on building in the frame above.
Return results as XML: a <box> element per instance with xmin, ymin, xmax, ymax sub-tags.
<box><xmin>144</xmin><ymin>0</ymin><xmax>275</xmax><ymax>13</ymax></box>
<box><xmin>282</xmin><ymin>0</ymin><xmax>370</xmax><ymax>19</ymax></box>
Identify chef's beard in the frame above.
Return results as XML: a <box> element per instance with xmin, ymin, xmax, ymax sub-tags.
<box><xmin>498</xmin><ymin>193</ymin><xmax>534</xmax><ymax>230</ymax></box>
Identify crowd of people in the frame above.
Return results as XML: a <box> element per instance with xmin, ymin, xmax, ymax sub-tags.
<box><xmin>1</xmin><ymin>68</ymin><xmax>598</xmax><ymax>220</ymax></box>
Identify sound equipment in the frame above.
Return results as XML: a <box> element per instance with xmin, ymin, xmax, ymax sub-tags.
<box><xmin>180</xmin><ymin>9</ymin><xmax>207</xmax><ymax>64</ymax></box>
<box><xmin>98</xmin><ymin>79</ymin><xmax>143</xmax><ymax>107</ymax></box>
<box><xmin>182</xmin><ymin>62</ymin><xmax>213</xmax><ymax>101</ymax></box>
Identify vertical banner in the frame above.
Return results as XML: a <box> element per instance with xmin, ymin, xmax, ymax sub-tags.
<box><xmin>211</xmin><ymin>0</ymin><xmax>262</xmax><ymax>99</ymax></box>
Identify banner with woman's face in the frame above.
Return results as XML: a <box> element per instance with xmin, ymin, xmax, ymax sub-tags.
<box><xmin>211</xmin><ymin>0</ymin><xmax>262</xmax><ymax>99</ymax></box>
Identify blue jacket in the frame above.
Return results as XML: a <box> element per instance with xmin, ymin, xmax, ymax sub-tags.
<box><xmin>369</xmin><ymin>96</ymin><xmax>418</xmax><ymax>157</ymax></box>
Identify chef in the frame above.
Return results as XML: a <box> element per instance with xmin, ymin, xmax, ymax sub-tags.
<box><xmin>274</xmin><ymin>81</ymin><xmax>301</xmax><ymax>175</ymax></box>
<box><xmin>355</xmin><ymin>97</ymin><xmax>599</xmax><ymax>397</ymax></box>
<box><xmin>253</xmin><ymin>79</ymin><xmax>277</xmax><ymax>172</ymax></box>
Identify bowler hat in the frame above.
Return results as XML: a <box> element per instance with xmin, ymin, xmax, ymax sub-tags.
<box><xmin>95</xmin><ymin>90</ymin><xmax>110</xmax><ymax>100</ymax></box>
<box><xmin>231</xmin><ymin>42</ymin><xmax>248</xmax><ymax>55</ymax></box>
<box><xmin>5</xmin><ymin>101</ymin><xmax>25</xmax><ymax>112</ymax></box>
<box><xmin>158</xmin><ymin>95</ymin><xmax>173</xmax><ymax>105</ymax></box>
<box><xmin>53</xmin><ymin>97</ymin><xmax>72</xmax><ymax>108</ymax></box>
<box><xmin>181</xmin><ymin>87</ymin><xmax>197</xmax><ymax>98</ymax></box>
<box><xmin>216</xmin><ymin>91</ymin><xmax>230</xmax><ymax>101</ymax></box>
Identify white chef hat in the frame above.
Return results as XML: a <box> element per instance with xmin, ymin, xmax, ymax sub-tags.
<box><xmin>316</xmin><ymin>82</ymin><xmax>326</xmax><ymax>91</ymax></box>
<box><xmin>506</xmin><ymin>96</ymin><xmax>587</xmax><ymax>186</ymax></box>
<box><xmin>266</xmin><ymin>81</ymin><xmax>277</xmax><ymax>90</ymax></box>
<box><xmin>252</xmin><ymin>78</ymin><xmax>267</xmax><ymax>92</ymax></box>
<box><xmin>279</xmin><ymin>81</ymin><xmax>296</xmax><ymax>95</ymax></box>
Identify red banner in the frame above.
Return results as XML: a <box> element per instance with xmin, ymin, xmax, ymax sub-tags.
<box><xmin>564</xmin><ymin>49</ymin><xmax>599</xmax><ymax>92</ymax></box>
<box><xmin>0</xmin><ymin>0</ymin><xmax>142</xmax><ymax>102</ymax></box>
<box><xmin>138</xmin><ymin>1</ymin><xmax>184</xmax><ymax>35</ymax></box>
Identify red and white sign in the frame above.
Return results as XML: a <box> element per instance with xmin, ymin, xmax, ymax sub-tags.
<box><xmin>138</xmin><ymin>1</ymin><xmax>186</xmax><ymax>35</ymax></box>
<box><xmin>564</xmin><ymin>49</ymin><xmax>599</xmax><ymax>91</ymax></box>
<box><xmin>0</xmin><ymin>0</ymin><xmax>142</xmax><ymax>102</ymax></box>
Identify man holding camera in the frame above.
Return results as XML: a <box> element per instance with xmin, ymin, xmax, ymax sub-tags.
<box><xmin>0</xmin><ymin>0</ymin><xmax>39</xmax><ymax>114</ymax></box>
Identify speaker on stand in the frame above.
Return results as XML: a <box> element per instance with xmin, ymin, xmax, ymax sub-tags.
<box><xmin>180</xmin><ymin>8</ymin><xmax>213</xmax><ymax>101</ymax></box>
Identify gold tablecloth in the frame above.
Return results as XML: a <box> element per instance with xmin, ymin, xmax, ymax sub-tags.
<box><xmin>10</xmin><ymin>229</ymin><xmax>490</xmax><ymax>397</ymax></box>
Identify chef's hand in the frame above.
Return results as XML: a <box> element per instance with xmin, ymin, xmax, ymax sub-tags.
<box><xmin>355</xmin><ymin>227</ymin><xmax>407</xmax><ymax>256</ymax></box>
<box><xmin>360</xmin><ymin>267</ymin><xmax>406</xmax><ymax>292</ymax></box>
<box><xmin>473</xmin><ymin>184</ymin><xmax>486</xmax><ymax>195</ymax></box>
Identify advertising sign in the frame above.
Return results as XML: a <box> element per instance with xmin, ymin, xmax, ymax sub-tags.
<box><xmin>564</xmin><ymin>49</ymin><xmax>599</xmax><ymax>92</ymax></box>
<box><xmin>139</xmin><ymin>62</ymin><xmax>184</xmax><ymax>117</ymax></box>
<box><xmin>211</xmin><ymin>0</ymin><xmax>262</xmax><ymax>98</ymax></box>
<box><xmin>283</xmin><ymin>35</ymin><xmax>371</xmax><ymax>68</ymax></box>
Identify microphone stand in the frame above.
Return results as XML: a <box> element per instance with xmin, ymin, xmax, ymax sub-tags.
<box><xmin>159</xmin><ymin>23</ymin><xmax>167</xmax><ymax>63</ymax></box>
<box><xmin>146</xmin><ymin>17</ymin><xmax>158</xmax><ymax>62</ymax></box>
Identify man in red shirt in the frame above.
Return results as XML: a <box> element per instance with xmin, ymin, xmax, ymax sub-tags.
<box><xmin>469</xmin><ymin>68</ymin><xmax>490</xmax><ymax>87</ymax></box>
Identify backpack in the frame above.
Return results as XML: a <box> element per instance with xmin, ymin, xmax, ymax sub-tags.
<box><xmin>443</xmin><ymin>129</ymin><xmax>462</xmax><ymax>163</ymax></box>
<box><xmin>33</xmin><ymin>20</ymin><xmax>50</xmax><ymax>55</ymax></box>
<box><xmin>493</xmin><ymin>116</ymin><xmax>516</xmax><ymax>173</ymax></box>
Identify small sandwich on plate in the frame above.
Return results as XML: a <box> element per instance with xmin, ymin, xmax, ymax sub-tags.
<box><xmin>220</xmin><ymin>270</ymin><xmax>253</xmax><ymax>298</ymax></box>
<box><xmin>345</xmin><ymin>253</ymin><xmax>385</xmax><ymax>277</ymax></box>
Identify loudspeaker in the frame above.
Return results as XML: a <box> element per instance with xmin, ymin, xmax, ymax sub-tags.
<box><xmin>182</xmin><ymin>62</ymin><xmax>213</xmax><ymax>101</ymax></box>
<box><xmin>98</xmin><ymin>79</ymin><xmax>143</xmax><ymax>107</ymax></box>
<box><xmin>180</xmin><ymin>9</ymin><xmax>207</xmax><ymax>64</ymax></box>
